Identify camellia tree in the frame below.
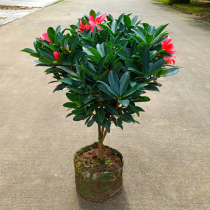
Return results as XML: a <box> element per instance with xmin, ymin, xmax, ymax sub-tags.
<box><xmin>23</xmin><ymin>10</ymin><xmax>179</xmax><ymax>201</ymax></box>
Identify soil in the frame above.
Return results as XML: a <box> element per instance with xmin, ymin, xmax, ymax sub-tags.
<box><xmin>0</xmin><ymin>5</ymin><xmax>36</xmax><ymax>10</ymax></box>
<box><xmin>0</xmin><ymin>17</ymin><xmax>6</xmax><ymax>20</ymax></box>
<box><xmin>77</xmin><ymin>145</ymin><xmax>123</xmax><ymax>173</ymax></box>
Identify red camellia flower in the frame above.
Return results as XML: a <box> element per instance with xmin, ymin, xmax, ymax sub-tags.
<box><xmin>39</xmin><ymin>33</ymin><xmax>52</xmax><ymax>43</ymax></box>
<box><xmin>161</xmin><ymin>38</ymin><xmax>176</xmax><ymax>54</ymax></box>
<box><xmin>78</xmin><ymin>20</ymin><xmax>91</xmax><ymax>33</ymax></box>
<box><xmin>78</xmin><ymin>14</ymin><xmax>107</xmax><ymax>33</ymax></box>
<box><xmin>53</xmin><ymin>51</ymin><xmax>59</xmax><ymax>60</ymax></box>
<box><xmin>164</xmin><ymin>56</ymin><xmax>176</xmax><ymax>65</ymax></box>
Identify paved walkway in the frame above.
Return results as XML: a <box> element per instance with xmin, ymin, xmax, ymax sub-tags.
<box><xmin>0</xmin><ymin>0</ymin><xmax>210</xmax><ymax>209</ymax></box>
<box><xmin>0</xmin><ymin>0</ymin><xmax>58</xmax><ymax>26</ymax></box>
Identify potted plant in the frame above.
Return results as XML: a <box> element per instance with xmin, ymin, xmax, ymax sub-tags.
<box><xmin>22</xmin><ymin>10</ymin><xmax>179</xmax><ymax>202</ymax></box>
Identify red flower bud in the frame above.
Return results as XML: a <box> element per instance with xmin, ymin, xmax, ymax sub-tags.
<box><xmin>53</xmin><ymin>51</ymin><xmax>59</xmax><ymax>60</ymax></box>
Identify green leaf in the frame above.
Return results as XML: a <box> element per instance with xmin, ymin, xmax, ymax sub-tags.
<box><xmin>59</xmin><ymin>78</ymin><xmax>75</xmax><ymax>85</ymax></box>
<box><xmin>145</xmin><ymin>33</ymin><xmax>154</xmax><ymax>46</ymax></box>
<box><xmin>104</xmin><ymin>105</ymin><xmax>119</xmax><ymax>116</ymax></box>
<box><xmin>63</xmin><ymin>102</ymin><xmax>78</xmax><ymax>109</ymax></box>
<box><xmin>22</xmin><ymin>48</ymin><xmax>36</xmax><ymax>54</ymax></box>
<box><xmin>118</xmin><ymin>99</ymin><xmax>130</xmax><ymax>107</ymax></box>
<box><xmin>131</xmin><ymin>15</ymin><xmax>139</xmax><ymax>26</ymax></box>
<box><xmin>119</xmin><ymin>71</ymin><xmax>130</xmax><ymax>96</ymax></box>
<box><xmin>96</xmin><ymin>56</ymin><xmax>106</xmax><ymax>76</ymax></box>
<box><xmin>97</xmin><ymin>83</ymin><xmax>116</xmax><ymax>97</ymax></box>
<box><xmin>93</xmin><ymin>71</ymin><xmax>108</xmax><ymax>80</ymax></box>
<box><xmin>82</xmin><ymin>94</ymin><xmax>94</xmax><ymax>104</ymax></box>
<box><xmin>38</xmin><ymin>48</ymin><xmax>54</xmax><ymax>61</ymax></box>
<box><xmin>122</xmin><ymin>83</ymin><xmax>147</xmax><ymax>98</ymax></box>
<box><xmin>64</xmin><ymin>85</ymin><xmax>88</xmax><ymax>94</ymax></box>
<box><xmin>93</xmin><ymin>115</ymin><xmax>103</xmax><ymax>126</ymax></box>
<box><xmin>108</xmin><ymin>70</ymin><xmax>120</xmax><ymax>96</ymax></box>
<box><xmin>86</xmin><ymin>104</ymin><xmax>98</xmax><ymax>115</ymax></box>
<box><xmin>98</xmin><ymin>106</ymin><xmax>105</xmax><ymax>122</ymax></box>
<box><xmin>47</xmin><ymin>27</ymin><xmax>55</xmax><ymax>43</ymax></box>
<box><xmin>146</xmin><ymin>25</ymin><xmax>155</xmax><ymax>35</ymax></box>
<box><xmin>89</xmin><ymin>9</ymin><xmax>96</xmax><ymax>19</ymax></box>
<box><xmin>96</xmin><ymin>43</ymin><xmax>105</xmax><ymax>57</ymax></box>
<box><xmin>162</xmin><ymin>67</ymin><xmax>179</xmax><ymax>77</ymax></box>
<box><xmin>155</xmin><ymin>23</ymin><xmax>169</xmax><ymax>38</ymax></box>
<box><xmin>86</xmin><ymin>55</ymin><xmax>100</xmax><ymax>63</ymax></box>
<box><xmin>73</xmin><ymin>115</ymin><xmax>84</xmax><ymax>121</ymax></box>
<box><xmin>117</xmin><ymin>13</ymin><xmax>125</xmax><ymax>27</ymax></box>
<box><xmin>124</xmin><ymin>15</ymin><xmax>131</xmax><ymax>28</ymax></box>
<box><xmin>148</xmin><ymin>59</ymin><xmax>166</xmax><ymax>75</ymax></box>
<box><xmin>112</xmin><ymin>62</ymin><xmax>122</xmax><ymax>73</ymax></box>
<box><xmin>74</xmin><ymin>65</ymin><xmax>94</xmax><ymax>76</ymax></box>
<box><xmin>56</xmin><ymin>25</ymin><xmax>62</xmax><ymax>33</ymax></box>
<box><xmin>117</xmin><ymin>118</ymin><xmax>123</xmax><ymax>130</ymax></box>
<box><xmin>87</xmin><ymin>48</ymin><xmax>102</xmax><ymax>59</ymax></box>
<box><xmin>131</xmin><ymin>28</ymin><xmax>146</xmax><ymax>42</ymax></box>
<box><xmin>133</xmin><ymin>96</ymin><xmax>150</xmax><ymax>102</ymax></box>
<box><xmin>66</xmin><ymin>93</ymin><xmax>74</xmax><ymax>102</ymax></box>
<box><xmin>143</xmin><ymin>46</ymin><xmax>149</xmax><ymax>74</ymax></box>
<box><xmin>87</xmin><ymin>117</ymin><xmax>95</xmax><ymax>127</ymax></box>
<box><xmin>111</xmin><ymin>20</ymin><xmax>117</xmax><ymax>33</ymax></box>
<box><xmin>57</xmin><ymin>66</ymin><xmax>81</xmax><ymax>79</ymax></box>
<box><xmin>66</xmin><ymin>113</ymin><xmax>73</xmax><ymax>118</ymax></box>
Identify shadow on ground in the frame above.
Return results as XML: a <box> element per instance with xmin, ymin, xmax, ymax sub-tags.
<box><xmin>76</xmin><ymin>186</ymin><xmax>130</xmax><ymax>210</ymax></box>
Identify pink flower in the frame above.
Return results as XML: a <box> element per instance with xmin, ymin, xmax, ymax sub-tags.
<box><xmin>39</xmin><ymin>33</ymin><xmax>51</xmax><ymax>43</ymax></box>
<box><xmin>164</xmin><ymin>56</ymin><xmax>176</xmax><ymax>65</ymax></box>
<box><xmin>78</xmin><ymin>14</ymin><xmax>107</xmax><ymax>33</ymax></box>
<box><xmin>66</xmin><ymin>45</ymin><xmax>69</xmax><ymax>51</ymax></box>
<box><xmin>88</xmin><ymin>14</ymin><xmax>107</xmax><ymax>32</ymax></box>
<box><xmin>161</xmin><ymin>38</ymin><xmax>176</xmax><ymax>54</ymax></box>
<box><xmin>88</xmin><ymin>14</ymin><xmax>107</xmax><ymax>25</ymax></box>
<box><xmin>78</xmin><ymin>20</ymin><xmax>91</xmax><ymax>33</ymax></box>
<box><xmin>53</xmin><ymin>51</ymin><xmax>59</xmax><ymax>60</ymax></box>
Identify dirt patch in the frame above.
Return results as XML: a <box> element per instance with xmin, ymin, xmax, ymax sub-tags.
<box><xmin>77</xmin><ymin>145</ymin><xmax>123</xmax><ymax>173</ymax></box>
<box><xmin>0</xmin><ymin>5</ymin><xmax>37</xmax><ymax>10</ymax></box>
<box><xmin>0</xmin><ymin>17</ymin><xmax>6</xmax><ymax>20</ymax></box>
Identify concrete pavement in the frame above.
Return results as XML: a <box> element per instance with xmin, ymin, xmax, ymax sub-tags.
<box><xmin>0</xmin><ymin>0</ymin><xmax>58</xmax><ymax>26</ymax></box>
<box><xmin>0</xmin><ymin>0</ymin><xmax>210</xmax><ymax>209</ymax></box>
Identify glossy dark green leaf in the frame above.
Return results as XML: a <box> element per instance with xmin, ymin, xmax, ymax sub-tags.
<box><xmin>104</xmin><ymin>105</ymin><xmax>119</xmax><ymax>116</ymax></box>
<box><xmin>118</xmin><ymin>99</ymin><xmax>130</xmax><ymax>107</ymax></box>
<box><xmin>73</xmin><ymin>115</ymin><xmax>84</xmax><ymax>121</ymax></box>
<box><xmin>162</xmin><ymin>67</ymin><xmax>179</xmax><ymax>77</ymax></box>
<box><xmin>111</xmin><ymin>20</ymin><xmax>117</xmax><ymax>33</ymax></box>
<box><xmin>64</xmin><ymin>85</ymin><xmax>88</xmax><ymax>94</ymax></box>
<box><xmin>108</xmin><ymin>70</ymin><xmax>120</xmax><ymax>96</ymax></box>
<box><xmin>122</xmin><ymin>83</ymin><xmax>147</xmax><ymax>98</ymax></box>
<box><xmin>98</xmin><ymin>106</ymin><xmax>105</xmax><ymax>122</ymax></box>
<box><xmin>56</xmin><ymin>25</ymin><xmax>62</xmax><ymax>33</ymax></box>
<box><xmin>89</xmin><ymin>9</ymin><xmax>96</xmax><ymax>19</ymax></box>
<box><xmin>119</xmin><ymin>71</ymin><xmax>130</xmax><ymax>96</ymax></box>
<box><xmin>86</xmin><ymin>104</ymin><xmax>98</xmax><ymax>115</ymax></box>
<box><xmin>155</xmin><ymin>23</ymin><xmax>169</xmax><ymax>38</ymax></box>
<box><xmin>47</xmin><ymin>27</ymin><xmax>55</xmax><ymax>43</ymax></box>
<box><xmin>148</xmin><ymin>59</ymin><xmax>165</xmax><ymax>75</ymax></box>
<box><xmin>74</xmin><ymin>65</ymin><xmax>93</xmax><ymax>76</ymax></box>
<box><xmin>38</xmin><ymin>48</ymin><xmax>54</xmax><ymax>61</ymax></box>
<box><xmin>146</xmin><ymin>25</ymin><xmax>155</xmax><ymax>35</ymax></box>
<box><xmin>22</xmin><ymin>48</ymin><xmax>36</xmax><ymax>54</ymax></box>
<box><xmin>87</xmin><ymin>117</ymin><xmax>95</xmax><ymax>127</ymax></box>
<box><xmin>112</xmin><ymin>62</ymin><xmax>122</xmax><ymax>73</ymax></box>
<box><xmin>143</xmin><ymin>46</ymin><xmax>149</xmax><ymax>74</ymax></box>
<box><xmin>131</xmin><ymin>28</ymin><xmax>146</xmax><ymax>42</ymax></box>
<box><xmin>131</xmin><ymin>15</ymin><xmax>139</xmax><ymax>26</ymax></box>
<box><xmin>97</xmin><ymin>81</ymin><xmax>117</xmax><ymax>97</ymax></box>
<box><xmin>82</xmin><ymin>94</ymin><xmax>94</xmax><ymax>104</ymax></box>
<box><xmin>133</xmin><ymin>96</ymin><xmax>150</xmax><ymax>102</ymax></box>
<box><xmin>63</xmin><ymin>102</ymin><xmax>78</xmax><ymax>109</ymax></box>
<box><xmin>124</xmin><ymin>15</ymin><xmax>131</xmax><ymax>28</ymax></box>
<box><xmin>66</xmin><ymin>93</ymin><xmax>74</xmax><ymax>102</ymax></box>
<box><xmin>145</xmin><ymin>33</ymin><xmax>154</xmax><ymax>46</ymax></box>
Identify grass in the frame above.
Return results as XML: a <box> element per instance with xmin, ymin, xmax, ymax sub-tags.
<box><xmin>156</xmin><ymin>0</ymin><xmax>210</xmax><ymax>20</ymax></box>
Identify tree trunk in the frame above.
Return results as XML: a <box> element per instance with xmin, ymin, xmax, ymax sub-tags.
<box><xmin>169</xmin><ymin>0</ymin><xmax>190</xmax><ymax>4</ymax></box>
